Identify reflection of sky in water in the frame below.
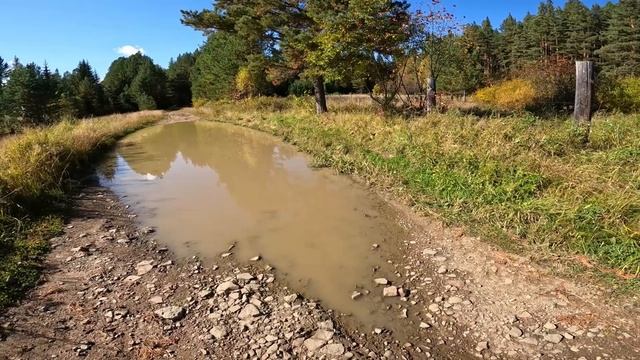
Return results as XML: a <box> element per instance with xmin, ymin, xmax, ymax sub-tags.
<box><xmin>98</xmin><ymin>121</ymin><xmax>410</xmax><ymax>333</ymax></box>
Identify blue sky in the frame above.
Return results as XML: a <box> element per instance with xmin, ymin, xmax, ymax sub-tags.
<box><xmin>0</xmin><ymin>0</ymin><xmax>610</xmax><ymax>79</ymax></box>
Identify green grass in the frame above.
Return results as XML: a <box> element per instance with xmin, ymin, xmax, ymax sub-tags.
<box><xmin>196</xmin><ymin>98</ymin><xmax>640</xmax><ymax>292</ymax></box>
<box><xmin>0</xmin><ymin>111</ymin><xmax>163</xmax><ymax>310</ymax></box>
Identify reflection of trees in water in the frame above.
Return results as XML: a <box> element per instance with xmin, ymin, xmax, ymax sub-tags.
<box><xmin>116</xmin><ymin>122</ymin><xmax>306</xmax><ymax>211</ymax></box>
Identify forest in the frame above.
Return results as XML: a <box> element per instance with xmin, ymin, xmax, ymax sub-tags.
<box><xmin>1</xmin><ymin>0</ymin><xmax>639</xmax><ymax>136</ymax></box>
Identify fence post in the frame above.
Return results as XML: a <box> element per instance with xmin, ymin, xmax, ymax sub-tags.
<box><xmin>574</xmin><ymin>61</ymin><xmax>593</xmax><ymax>127</ymax></box>
<box><xmin>427</xmin><ymin>78</ymin><xmax>436</xmax><ymax>112</ymax></box>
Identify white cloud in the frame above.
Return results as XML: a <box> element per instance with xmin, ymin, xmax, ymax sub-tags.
<box><xmin>116</xmin><ymin>45</ymin><xmax>145</xmax><ymax>57</ymax></box>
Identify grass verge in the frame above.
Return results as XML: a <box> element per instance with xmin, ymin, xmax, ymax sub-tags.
<box><xmin>0</xmin><ymin>111</ymin><xmax>163</xmax><ymax>310</ymax></box>
<box><xmin>195</xmin><ymin>98</ymin><xmax>640</xmax><ymax>293</ymax></box>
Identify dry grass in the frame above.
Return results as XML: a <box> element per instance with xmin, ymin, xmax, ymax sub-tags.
<box><xmin>0</xmin><ymin>110</ymin><xmax>163</xmax><ymax>309</ymax></box>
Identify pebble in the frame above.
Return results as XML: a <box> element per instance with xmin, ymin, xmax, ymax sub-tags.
<box><xmin>374</xmin><ymin>278</ymin><xmax>389</xmax><ymax>285</ymax></box>
<box><xmin>209</xmin><ymin>326</ymin><xmax>227</xmax><ymax>340</ymax></box>
<box><xmin>476</xmin><ymin>341</ymin><xmax>489</xmax><ymax>352</ymax></box>
<box><xmin>544</xmin><ymin>322</ymin><xmax>558</xmax><ymax>330</ymax></box>
<box><xmin>148</xmin><ymin>296</ymin><xmax>163</xmax><ymax>304</ymax></box>
<box><xmin>383</xmin><ymin>286</ymin><xmax>399</xmax><ymax>297</ymax></box>
<box><xmin>437</xmin><ymin>266</ymin><xmax>447</xmax><ymax>274</ymax></box>
<box><xmin>508</xmin><ymin>327</ymin><xmax>523</xmax><ymax>338</ymax></box>
<box><xmin>351</xmin><ymin>291</ymin><xmax>363</xmax><ymax>300</ymax></box>
<box><xmin>238</xmin><ymin>304</ymin><xmax>261</xmax><ymax>319</ymax></box>
<box><xmin>154</xmin><ymin>306</ymin><xmax>185</xmax><ymax>321</ymax></box>
<box><xmin>544</xmin><ymin>334</ymin><xmax>564</xmax><ymax>344</ymax></box>
<box><xmin>320</xmin><ymin>343</ymin><xmax>345</xmax><ymax>356</ymax></box>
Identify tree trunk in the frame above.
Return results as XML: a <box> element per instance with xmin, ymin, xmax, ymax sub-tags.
<box><xmin>426</xmin><ymin>78</ymin><xmax>436</xmax><ymax>112</ymax></box>
<box><xmin>574</xmin><ymin>61</ymin><xmax>593</xmax><ymax>142</ymax></box>
<box><xmin>313</xmin><ymin>76</ymin><xmax>328</xmax><ymax>114</ymax></box>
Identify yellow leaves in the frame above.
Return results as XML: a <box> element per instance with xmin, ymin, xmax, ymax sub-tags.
<box><xmin>474</xmin><ymin>79</ymin><xmax>538</xmax><ymax>111</ymax></box>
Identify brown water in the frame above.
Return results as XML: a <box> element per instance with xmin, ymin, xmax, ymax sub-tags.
<box><xmin>99</xmin><ymin>121</ymin><xmax>410</xmax><ymax>330</ymax></box>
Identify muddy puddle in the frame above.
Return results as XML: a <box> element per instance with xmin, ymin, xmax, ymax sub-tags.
<box><xmin>99</xmin><ymin>121</ymin><xmax>413</xmax><ymax>333</ymax></box>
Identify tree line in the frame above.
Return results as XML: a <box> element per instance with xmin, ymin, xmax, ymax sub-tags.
<box><xmin>182</xmin><ymin>0</ymin><xmax>640</xmax><ymax>113</ymax></box>
<box><xmin>0</xmin><ymin>53</ymin><xmax>195</xmax><ymax>133</ymax></box>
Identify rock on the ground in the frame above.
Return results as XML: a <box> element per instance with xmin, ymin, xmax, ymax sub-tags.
<box><xmin>320</xmin><ymin>343</ymin><xmax>345</xmax><ymax>356</ymax></box>
<box><xmin>383</xmin><ymin>286</ymin><xmax>399</xmax><ymax>297</ymax></box>
<box><xmin>544</xmin><ymin>334</ymin><xmax>564</xmax><ymax>344</ymax></box>
<box><xmin>209</xmin><ymin>326</ymin><xmax>227</xmax><ymax>340</ymax></box>
<box><xmin>238</xmin><ymin>304</ymin><xmax>261</xmax><ymax>319</ymax></box>
<box><xmin>154</xmin><ymin>306</ymin><xmax>185</xmax><ymax>321</ymax></box>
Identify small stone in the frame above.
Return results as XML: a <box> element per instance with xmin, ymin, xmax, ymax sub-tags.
<box><xmin>383</xmin><ymin>286</ymin><xmax>399</xmax><ymax>297</ymax></box>
<box><xmin>238</xmin><ymin>304</ymin><xmax>261</xmax><ymax>319</ymax></box>
<box><xmin>447</xmin><ymin>296</ymin><xmax>462</xmax><ymax>304</ymax></box>
<box><xmin>544</xmin><ymin>322</ymin><xmax>557</xmax><ymax>330</ymax></box>
<box><xmin>250</xmin><ymin>256</ymin><xmax>261</xmax><ymax>261</ymax></box>
<box><xmin>320</xmin><ymin>343</ymin><xmax>345</xmax><ymax>356</ymax></box>
<box><xmin>437</xmin><ymin>266</ymin><xmax>447</xmax><ymax>274</ymax></box>
<box><xmin>428</xmin><ymin>303</ymin><xmax>439</xmax><ymax>312</ymax></box>
<box><xmin>303</xmin><ymin>338</ymin><xmax>326</xmax><ymax>352</ymax></box>
<box><xmin>216</xmin><ymin>281</ymin><xmax>239</xmax><ymax>294</ymax></box>
<box><xmin>423</xmin><ymin>249</ymin><xmax>438</xmax><ymax>256</ymax></box>
<box><xmin>351</xmin><ymin>291</ymin><xmax>363</xmax><ymax>300</ymax></box>
<box><xmin>318</xmin><ymin>320</ymin><xmax>334</xmax><ymax>330</ymax></box>
<box><xmin>509</xmin><ymin>327</ymin><xmax>524</xmax><ymax>338</ymax></box>
<box><xmin>154</xmin><ymin>306</ymin><xmax>185</xmax><ymax>321</ymax></box>
<box><xmin>221</xmin><ymin>252</ymin><xmax>232</xmax><ymax>258</ymax></box>
<box><xmin>149</xmin><ymin>296</ymin><xmax>163</xmax><ymax>304</ymax></box>
<box><xmin>313</xmin><ymin>329</ymin><xmax>334</xmax><ymax>341</ymax></box>
<box><xmin>419</xmin><ymin>322</ymin><xmax>431</xmax><ymax>329</ymax></box>
<box><xmin>374</xmin><ymin>278</ymin><xmax>389</xmax><ymax>285</ymax></box>
<box><xmin>236</xmin><ymin>273</ymin><xmax>254</xmax><ymax>281</ymax></box>
<box><xmin>476</xmin><ymin>341</ymin><xmax>489</xmax><ymax>352</ymax></box>
<box><xmin>198</xmin><ymin>289</ymin><xmax>213</xmax><ymax>299</ymax></box>
<box><xmin>283</xmin><ymin>294</ymin><xmax>299</xmax><ymax>303</ymax></box>
<box><xmin>209</xmin><ymin>326</ymin><xmax>227</xmax><ymax>340</ymax></box>
<box><xmin>544</xmin><ymin>334</ymin><xmax>564</xmax><ymax>344</ymax></box>
<box><xmin>374</xmin><ymin>328</ymin><xmax>384</xmax><ymax>334</ymax></box>
<box><xmin>123</xmin><ymin>275</ymin><xmax>141</xmax><ymax>283</ymax></box>
<box><xmin>265</xmin><ymin>334</ymin><xmax>278</xmax><ymax>342</ymax></box>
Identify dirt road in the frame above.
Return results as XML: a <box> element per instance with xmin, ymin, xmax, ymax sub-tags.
<box><xmin>0</xmin><ymin>113</ymin><xmax>638</xmax><ymax>359</ymax></box>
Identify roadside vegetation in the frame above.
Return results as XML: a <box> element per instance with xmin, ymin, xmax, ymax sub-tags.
<box><xmin>196</xmin><ymin>98</ymin><xmax>640</xmax><ymax>290</ymax></box>
<box><xmin>0</xmin><ymin>111</ymin><xmax>163</xmax><ymax>309</ymax></box>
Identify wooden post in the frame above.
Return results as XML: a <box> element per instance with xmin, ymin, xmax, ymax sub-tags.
<box><xmin>574</xmin><ymin>61</ymin><xmax>593</xmax><ymax>125</ymax></box>
<box><xmin>426</xmin><ymin>78</ymin><xmax>436</xmax><ymax>112</ymax></box>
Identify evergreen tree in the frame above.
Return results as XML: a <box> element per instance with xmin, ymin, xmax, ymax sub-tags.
<box><xmin>103</xmin><ymin>53</ymin><xmax>168</xmax><ymax>112</ymax></box>
<box><xmin>167</xmin><ymin>52</ymin><xmax>196</xmax><ymax>108</ymax></box>
<box><xmin>479</xmin><ymin>18</ymin><xmax>500</xmax><ymax>81</ymax></box>
<box><xmin>560</xmin><ymin>0</ymin><xmax>598</xmax><ymax>61</ymax></box>
<box><xmin>597</xmin><ymin>0</ymin><xmax>640</xmax><ymax>78</ymax></box>
<box><xmin>0</xmin><ymin>56</ymin><xmax>9</xmax><ymax>116</ymax></box>
<box><xmin>498</xmin><ymin>14</ymin><xmax>522</xmax><ymax>74</ymax></box>
<box><xmin>2</xmin><ymin>61</ymin><xmax>59</xmax><ymax>124</ymax></box>
<box><xmin>60</xmin><ymin>60</ymin><xmax>108</xmax><ymax>118</ymax></box>
<box><xmin>190</xmin><ymin>33</ymin><xmax>247</xmax><ymax>102</ymax></box>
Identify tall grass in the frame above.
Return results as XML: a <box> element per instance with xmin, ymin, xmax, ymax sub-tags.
<box><xmin>0</xmin><ymin>111</ymin><xmax>163</xmax><ymax>309</ymax></box>
<box><xmin>196</xmin><ymin>98</ymin><xmax>640</xmax><ymax>289</ymax></box>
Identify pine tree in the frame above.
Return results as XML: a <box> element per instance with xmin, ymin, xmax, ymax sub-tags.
<box><xmin>60</xmin><ymin>60</ymin><xmax>108</xmax><ymax>118</ymax></box>
<box><xmin>190</xmin><ymin>33</ymin><xmax>247</xmax><ymax>102</ymax></box>
<box><xmin>597</xmin><ymin>0</ymin><xmax>640</xmax><ymax>78</ymax></box>
<box><xmin>103</xmin><ymin>53</ymin><xmax>168</xmax><ymax>112</ymax></box>
<box><xmin>167</xmin><ymin>53</ymin><xmax>196</xmax><ymax>108</ymax></box>
<box><xmin>560</xmin><ymin>0</ymin><xmax>598</xmax><ymax>61</ymax></box>
<box><xmin>498</xmin><ymin>14</ymin><xmax>522</xmax><ymax>74</ymax></box>
<box><xmin>0</xmin><ymin>56</ymin><xmax>9</xmax><ymax>117</ymax></box>
<box><xmin>478</xmin><ymin>18</ymin><xmax>499</xmax><ymax>82</ymax></box>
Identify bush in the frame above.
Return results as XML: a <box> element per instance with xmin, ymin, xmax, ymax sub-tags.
<box><xmin>474</xmin><ymin>79</ymin><xmax>537</xmax><ymax>111</ymax></box>
<box><xmin>598</xmin><ymin>77</ymin><xmax>640</xmax><ymax>113</ymax></box>
<box><xmin>475</xmin><ymin>59</ymin><xmax>575</xmax><ymax>113</ymax></box>
<box><xmin>288</xmin><ymin>79</ymin><xmax>314</xmax><ymax>97</ymax></box>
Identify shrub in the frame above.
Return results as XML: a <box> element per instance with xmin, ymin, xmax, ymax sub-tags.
<box><xmin>598</xmin><ymin>76</ymin><xmax>640</xmax><ymax>113</ymax></box>
<box><xmin>288</xmin><ymin>79</ymin><xmax>314</xmax><ymax>97</ymax></box>
<box><xmin>474</xmin><ymin>79</ymin><xmax>537</xmax><ymax>111</ymax></box>
<box><xmin>474</xmin><ymin>59</ymin><xmax>575</xmax><ymax>113</ymax></box>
